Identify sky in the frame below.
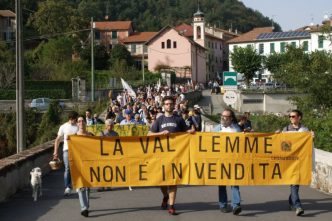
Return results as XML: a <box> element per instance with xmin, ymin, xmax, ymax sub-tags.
<box><xmin>241</xmin><ymin>0</ymin><xmax>331</xmax><ymax>31</ymax></box>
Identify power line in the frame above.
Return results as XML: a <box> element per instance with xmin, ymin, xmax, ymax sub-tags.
<box><xmin>0</xmin><ymin>28</ymin><xmax>90</xmax><ymax>44</ymax></box>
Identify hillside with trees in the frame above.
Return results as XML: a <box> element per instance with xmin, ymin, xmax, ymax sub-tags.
<box><xmin>1</xmin><ymin>0</ymin><xmax>281</xmax><ymax>37</ymax></box>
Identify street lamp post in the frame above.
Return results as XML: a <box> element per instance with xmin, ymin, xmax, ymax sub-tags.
<box><xmin>91</xmin><ymin>17</ymin><xmax>95</xmax><ymax>101</ymax></box>
<box><xmin>142</xmin><ymin>46</ymin><xmax>145</xmax><ymax>83</ymax></box>
<box><xmin>16</xmin><ymin>0</ymin><xmax>25</xmax><ymax>153</ymax></box>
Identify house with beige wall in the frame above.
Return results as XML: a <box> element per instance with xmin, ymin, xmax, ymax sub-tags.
<box><xmin>122</xmin><ymin>32</ymin><xmax>157</xmax><ymax>69</ymax></box>
<box><xmin>93</xmin><ymin>21</ymin><xmax>133</xmax><ymax>50</ymax></box>
<box><xmin>0</xmin><ymin>10</ymin><xmax>15</xmax><ymax>42</ymax></box>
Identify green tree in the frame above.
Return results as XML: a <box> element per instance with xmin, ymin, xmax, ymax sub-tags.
<box><xmin>27</xmin><ymin>0</ymin><xmax>84</xmax><ymax>36</ymax></box>
<box><xmin>230</xmin><ymin>46</ymin><xmax>263</xmax><ymax>85</ymax></box>
<box><xmin>269</xmin><ymin>46</ymin><xmax>332</xmax><ymax>110</ymax></box>
<box><xmin>109</xmin><ymin>44</ymin><xmax>134</xmax><ymax>67</ymax></box>
<box><xmin>264</xmin><ymin>52</ymin><xmax>286</xmax><ymax>76</ymax></box>
<box><xmin>110</xmin><ymin>59</ymin><xmax>139</xmax><ymax>81</ymax></box>
<box><xmin>79</xmin><ymin>44</ymin><xmax>110</xmax><ymax>70</ymax></box>
<box><xmin>24</xmin><ymin>37</ymin><xmax>77</xmax><ymax>80</ymax></box>
<box><xmin>0</xmin><ymin>43</ymin><xmax>15</xmax><ymax>88</ymax></box>
<box><xmin>36</xmin><ymin>100</ymin><xmax>63</xmax><ymax>144</ymax></box>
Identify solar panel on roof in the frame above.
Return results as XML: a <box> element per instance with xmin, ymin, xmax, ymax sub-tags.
<box><xmin>256</xmin><ymin>31</ymin><xmax>310</xmax><ymax>40</ymax></box>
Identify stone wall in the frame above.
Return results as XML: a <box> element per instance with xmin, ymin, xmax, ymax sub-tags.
<box><xmin>232</xmin><ymin>92</ymin><xmax>299</xmax><ymax>114</ymax></box>
<box><xmin>311</xmin><ymin>148</ymin><xmax>332</xmax><ymax>194</ymax></box>
<box><xmin>0</xmin><ymin>141</ymin><xmax>54</xmax><ymax>202</ymax></box>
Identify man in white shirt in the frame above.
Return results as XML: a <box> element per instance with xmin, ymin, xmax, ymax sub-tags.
<box><xmin>213</xmin><ymin>108</ymin><xmax>242</xmax><ymax>215</ymax></box>
<box><xmin>53</xmin><ymin>111</ymin><xmax>79</xmax><ymax>196</ymax></box>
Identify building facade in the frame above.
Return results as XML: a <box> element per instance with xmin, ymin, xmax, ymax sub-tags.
<box><xmin>122</xmin><ymin>32</ymin><xmax>157</xmax><ymax>69</ymax></box>
<box><xmin>146</xmin><ymin>26</ymin><xmax>206</xmax><ymax>83</ymax></box>
<box><xmin>93</xmin><ymin>21</ymin><xmax>134</xmax><ymax>50</ymax></box>
<box><xmin>0</xmin><ymin>10</ymin><xmax>15</xmax><ymax>42</ymax></box>
<box><xmin>146</xmin><ymin>9</ymin><xmax>237</xmax><ymax>83</ymax></box>
<box><xmin>228</xmin><ymin>18</ymin><xmax>332</xmax><ymax>83</ymax></box>
<box><xmin>176</xmin><ymin>9</ymin><xmax>238</xmax><ymax>81</ymax></box>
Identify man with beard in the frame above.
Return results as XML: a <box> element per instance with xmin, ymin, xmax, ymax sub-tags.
<box><xmin>213</xmin><ymin>108</ymin><xmax>242</xmax><ymax>215</ymax></box>
<box><xmin>148</xmin><ymin>96</ymin><xmax>194</xmax><ymax>215</ymax></box>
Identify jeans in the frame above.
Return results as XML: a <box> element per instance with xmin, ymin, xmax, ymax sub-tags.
<box><xmin>289</xmin><ymin>185</ymin><xmax>302</xmax><ymax>208</ymax></box>
<box><xmin>78</xmin><ymin>188</ymin><xmax>90</xmax><ymax>211</ymax></box>
<box><xmin>63</xmin><ymin>150</ymin><xmax>71</xmax><ymax>189</ymax></box>
<box><xmin>218</xmin><ymin>185</ymin><xmax>241</xmax><ymax>209</ymax></box>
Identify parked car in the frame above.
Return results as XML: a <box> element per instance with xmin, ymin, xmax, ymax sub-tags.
<box><xmin>29</xmin><ymin>98</ymin><xmax>64</xmax><ymax>111</ymax></box>
<box><xmin>259</xmin><ymin>82</ymin><xmax>274</xmax><ymax>90</ymax></box>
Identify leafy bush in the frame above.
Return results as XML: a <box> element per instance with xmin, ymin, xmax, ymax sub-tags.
<box><xmin>35</xmin><ymin>100</ymin><xmax>64</xmax><ymax>145</ymax></box>
<box><xmin>251</xmin><ymin>114</ymin><xmax>289</xmax><ymax>132</ymax></box>
<box><xmin>0</xmin><ymin>109</ymin><xmax>43</xmax><ymax>159</ymax></box>
<box><xmin>207</xmin><ymin>113</ymin><xmax>331</xmax><ymax>152</ymax></box>
<box><xmin>0</xmin><ymin>89</ymin><xmax>68</xmax><ymax>100</ymax></box>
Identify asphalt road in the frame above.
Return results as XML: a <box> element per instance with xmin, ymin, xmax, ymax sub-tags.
<box><xmin>0</xmin><ymin>169</ymin><xmax>331</xmax><ymax>221</ymax></box>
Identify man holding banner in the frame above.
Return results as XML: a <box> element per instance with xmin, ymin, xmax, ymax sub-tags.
<box><xmin>213</xmin><ymin>108</ymin><xmax>242</xmax><ymax>215</ymax></box>
<box><xmin>281</xmin><ymin>109</ymin><xmax>314</xmax><ymax>216</ymax></box>
<box><xmin>148</xmin><ymin>96</ymin><xmax>194</xmax><ymax>215</ymax></box>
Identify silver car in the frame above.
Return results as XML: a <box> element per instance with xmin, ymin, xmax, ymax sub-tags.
<box><xmin>29</xmin><ymin>98</ymin><xmax>64</xmax><ymax>111</ymax></box>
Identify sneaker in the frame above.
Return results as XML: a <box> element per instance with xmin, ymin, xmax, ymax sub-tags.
<box><xmin>81</xmin><ymin>209</ymin><xmax>89</xmax><ymax>217</ymax></box>
<box><xmin>168</xmin><ymin>206</ymin><xmax>178</xmax><ymax>215</ymax></box>
<box><xmin>233</xmin><ymin>206</ymin><xmax>242</xmax><ymax>215</ymax></box>
<box><xmin>64</xmin><ymin>187</ymin><xmax>71</xmax><ymax>196</ymax></box>
<box><xmin>129</xmin><ymin>186</ymin><xmax>133</xmax><ymax>191</ymax></box>
<box><xmin>296</xmin><ymin>208</ymin><xmax>304</xmax><ymax>216</ymax></box>
<box><xmin>161</xmin><ymin>196</ymin><xmax>169</xmax><ymax>209</ymax></box>
<box><xmin>220</xmin><ymin>207</ymin><xmax>229</xmax><ymax>213</ymax></box>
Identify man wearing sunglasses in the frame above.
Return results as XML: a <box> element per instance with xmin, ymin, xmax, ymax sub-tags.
<box><xmin>282</xmin><ymin>109</ymin><xmax>314</xmax><ymax>216</ymax></box>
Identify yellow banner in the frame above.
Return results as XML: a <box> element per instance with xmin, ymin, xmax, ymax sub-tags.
<box><xmin>68</xmin><ymin>132</ymin><xmax>312</xmax><ymax>188</ymax></box>
<box><xmin>87</xmin><ymin>124</ymin><xmax>150</xmax><ymax>136</ymax></box>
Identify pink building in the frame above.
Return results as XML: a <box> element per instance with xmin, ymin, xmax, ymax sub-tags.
<box><xmin>146</xmin><ymin>26</ymin><xmax>206</xmax><ymax>83</ymax></box>
<box><xmin>146</xmin><ymin>9</ymin><xmax>238</xmax><ymax>83</ymax></box>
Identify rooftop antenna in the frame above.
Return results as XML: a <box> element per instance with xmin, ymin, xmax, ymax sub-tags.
<box><xmin>310</xmin><ymin>14</ymin><xmax>314</xmax><ymax>26</ymax></box>
<box><xmin>271</xmin><ymin>15</ymin><xmax>275</xmax><ymax>30</ymax></box>
<box><xmin>105</xmin><ymin>1</ymin><xmax>110</xmax><ymax>20</ymax></box>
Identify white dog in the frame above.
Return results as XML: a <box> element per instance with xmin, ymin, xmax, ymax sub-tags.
<box><xmin>30</xmin><ymin>167</ymin><xmax>42</xmax><ymax>201</ymax></box>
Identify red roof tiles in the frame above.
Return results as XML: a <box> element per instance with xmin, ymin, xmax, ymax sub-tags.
<box><xmin>0</xmin><ymin>10</ymin><xmax>15</xmax><ymax>17</ymax></box>
<box><xmin>228</xmin><ymin>27</ymin><xmax>273</xmax><ymax>44</ymax></box>
<box><xmin>94</xmin><ymin>21</ymin><xmax>132</xmax><ymax>31</ymax></box>
<box><xmin>122</xmin><ymin>32</ymin><xmax>158</xmax><ymax>43</ymax></box>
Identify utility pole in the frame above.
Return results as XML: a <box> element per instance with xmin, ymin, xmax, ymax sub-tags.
<box><xmin>91</xmin><ymin>17</ymin><xmax>95</xmax><ymax>101</ymax></box>
<box><xmin>142</xmin><ymin>45</ymin><xmax>145</xmax><ymax>83</ymax></box>
<box><xmin>16</xmin><ymin>0</ymin><xmax>25</xmax><ymax>153</ymax></box>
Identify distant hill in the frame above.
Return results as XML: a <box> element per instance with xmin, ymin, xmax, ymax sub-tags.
<box><xmin>0</xmin><ymin>0</ymin><xmax>281</xmax><ymax>34</ymax></box>
<box><xmin>98</xmin><ymin>0</ymin><xmax>282</xmax><ymax>33</ymax></box>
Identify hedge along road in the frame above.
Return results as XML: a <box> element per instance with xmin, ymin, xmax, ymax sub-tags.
<box><xmin>0</xmin><ymin>168</ymin><xmax>331</xmax><ymax>221</ymax></box>
<box><xmin>0</xmin><ymin>100</ymin><xmax>74</xmax><ymax>113</ymax></box>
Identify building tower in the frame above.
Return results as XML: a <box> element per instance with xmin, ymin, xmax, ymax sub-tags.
<box><xmin>193</xmin><ymin>4</ymin><xmax>205</xmax><ymax>47</ymax></box>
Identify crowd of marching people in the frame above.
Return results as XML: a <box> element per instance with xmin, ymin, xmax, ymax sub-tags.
<box><xmin>53</xmin><ymin>80</ymin><xmax>312</xmax><ymax>217</ymax></box>
<box><xmin>102</xmin><ymin>83</ymin><xmax>203</xmax><ymax>131</ymax></box>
